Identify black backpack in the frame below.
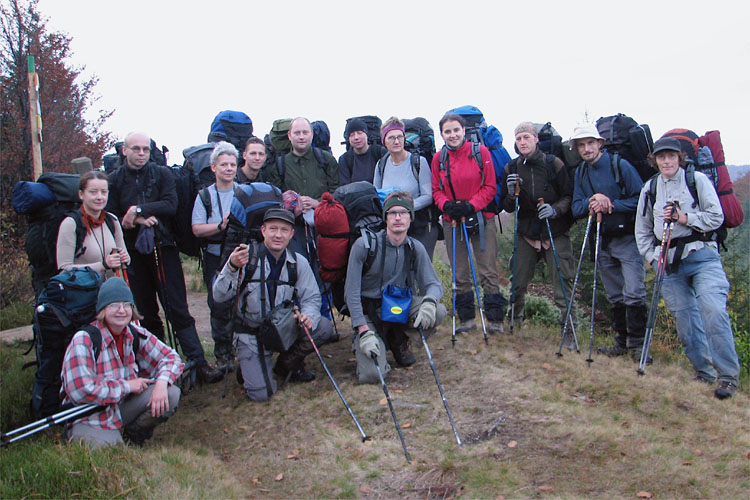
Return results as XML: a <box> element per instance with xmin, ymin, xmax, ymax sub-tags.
<box><xmin>182</xmin><ymin>143</ymin><xmax>217</xmax><ymax>190</ymax></box>
<box><xmin>596</xmin><ymin>114</ymin><xmax>654</xmax><ymax>182</ymax></box>
<box><xmin>403</xmin><ymin>117</ymin><xmax>437</xmax><ymax>165</ymax></box>
<box><xmin>342</xmin><ymin>115</ymin><xmax>383</xmax><ymax>151</ymax></box>
<box><xmin>311</xmin><ymin>120</ymin><xmax>332</xmax><ymax>153</ymax></box>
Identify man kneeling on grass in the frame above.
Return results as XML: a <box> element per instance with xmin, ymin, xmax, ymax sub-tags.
<box><xmin>213</xmin><ymin>208</ymin><xmax>336</xmax><ymax>401</ymax></box>
<box><xmin>61</xmin><ymin>278</ymin><xmax>184</xmax><ymax>449</ymax></box>
<box><xmin>345</xmin><ymin>191</ymin><xmax>446</xmax><ymax>383</ymax></box>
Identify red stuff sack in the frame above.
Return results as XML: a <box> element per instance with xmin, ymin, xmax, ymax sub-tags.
<box><xmin>314</xmin><ymin>192</ymin><xmax>350</xmax><ymax>282</ymax></box>
<box><xmin>698</xmin><ymin>130</ymin><xmax>744</xmax><ymax>228</ymax></box>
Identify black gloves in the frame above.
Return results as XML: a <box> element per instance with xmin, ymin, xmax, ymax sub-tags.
<box><xmin>443</xmin><ymin>201</ymin><xmax>475</xmax><ymax>219</ymax></box>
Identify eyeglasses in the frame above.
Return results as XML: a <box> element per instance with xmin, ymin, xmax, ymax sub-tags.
<box><xmin>106</xmin><ymin>302</ymin><xmax>132</xmax><ymax>311</ymax></box>
<box><xmin>386</xmin><ymin>135</ymin><xmax>405</xmax><ymax>143</ymax></box>
<box><xmin>387</xmin><ymin>209</ymin><xmax>410</xmax><ymax>217</ymax></box>
<box><xmin>127</xmin><ymin>146</ymin><xmax>151</xmax><ymax>153</ymax></box>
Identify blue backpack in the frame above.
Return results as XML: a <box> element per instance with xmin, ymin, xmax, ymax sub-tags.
<box><xmin>447</xmin><ymin>105</ymin><xmax>512</xmax><ymax>209</ymax></box>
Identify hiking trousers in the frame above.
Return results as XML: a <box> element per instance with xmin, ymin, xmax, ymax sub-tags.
<box><xmin>67</xmin><ymin>384</ymin><xmax>181</xmax><ymax>449</ymax></box>
<box><xmin>126</xmin><ymin>244</ymin><xmax>206</xmax><ymax>364</ymax></box>
<box><xmin>443</xmin><ymin>218</ymin><xmax>501</xmax><ymax>295</ymax></box>
<box><xmin>659</xmin><ymin>247</ymin><xmax>740</xmax><ymax>385</ymax></box>
<box><xmin>202</xmin><ymin>252</ymin><xmax>234</xmax><ymax>360</ymax></box>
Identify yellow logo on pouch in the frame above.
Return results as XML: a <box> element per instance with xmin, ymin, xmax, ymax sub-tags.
<box><xmin>390</xmin><ymin>306</ymin><xmax>403</xmax><ymax>314</ymax></box>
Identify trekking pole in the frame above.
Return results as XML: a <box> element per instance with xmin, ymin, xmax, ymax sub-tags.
<box><xmin>586</xmin><ymin>212</ymin><xmax>603</xmax><ymax>364</ymax></box>
<box><xmin>461</xmin><ymin>219</ymin><xmax>488</xmax><ymax>344</ymax></box>
<box><xmin>638</xmin><ymin>210</ymin><xmax>676</xmax><ymax>375</ymax></box>
<box><xmin>556</xmin><ymin>213</ymin><xmax>592</xmax><ymax>356</ymax></box>
<box><xmin>371</xmin><ymin>352</ymin><xmax>411</xmax><ymax>463</ymax></box>
<box><xmin>509</xmin><ymin>178</ymin><xmax>520</xmax><ymax>335</ymax></box>
<box><xmin>451</xmin><ymin>220</ymin><xmax>457</xmax><ymax>347</ymax></box>
<box><xmin>1</xmin><ymin>403</ymin><xmax>103</xmax><ymax>446</ymax></box>
<box><xmin>153</xmin><ymin>244</ymin><xmax>178</xmax><ymax>352</ymax></box>
<box><xmin>537</xmin><ymin>198</ymin><xmax>577</xmax><ymax>353</ymax></box>
<box><xmin>418</xmin><ymin>327</ymin><xmax>461</xmax><ymax>445</ymax></box>
<box><xmin>112</xmin><ymin>250</ymin><xmax>140</xmax><ymax>327</ymax></box>
<box><xmin>295</xmin><ymin>308</ymin><xmax>370</xmax><ymax>442</ymax></box>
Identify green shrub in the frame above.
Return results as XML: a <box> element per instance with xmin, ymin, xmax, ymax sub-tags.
<box><xmin>524</xmin><ymin>294</ymin><xmax>559</xmax><ymax>327</ymax></box>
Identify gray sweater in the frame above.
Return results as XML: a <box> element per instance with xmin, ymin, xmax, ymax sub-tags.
<box><xmin>344</xmin><ymin>230</ymin><xmax>442</xmax><ymax>328</ymax></box>
<box><xmin>373</xmin><ymin>152</ymin><xmax>433</xmax><ymax>211</ymax></box>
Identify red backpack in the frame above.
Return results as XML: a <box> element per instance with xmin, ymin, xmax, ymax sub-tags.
<box><xmin>662</xmin><ymin>129</ymin><xmax>744</xmax><ymax>228</ymax></box>
<box><xmin>314</xmin><ymin>192</ymin><xmax>350</xmax><ymax>282</ymax></box>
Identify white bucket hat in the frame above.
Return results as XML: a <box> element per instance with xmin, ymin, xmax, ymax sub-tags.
<box><xmin>569</xmin><ymin>124</ymin><xmax>604</xmax><ymax>149</ymax></box>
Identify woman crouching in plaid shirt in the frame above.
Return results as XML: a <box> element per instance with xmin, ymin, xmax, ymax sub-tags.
<box><xmin>61</xmin><ymin>277</ymin><xmax>184</xmax><ymax>448</ymax></box>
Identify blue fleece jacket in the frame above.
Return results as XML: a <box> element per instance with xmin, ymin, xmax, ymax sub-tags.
<box><xmin>571</xmin><ymin>151</ymin><xmax>644</xmax><ymax>219</ymax></box>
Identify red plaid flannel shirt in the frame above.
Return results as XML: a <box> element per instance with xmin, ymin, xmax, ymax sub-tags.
<box><xmin>61</xmin><ymin>320</ymin><xmax>184</xmax><ymax>429</ymax></box>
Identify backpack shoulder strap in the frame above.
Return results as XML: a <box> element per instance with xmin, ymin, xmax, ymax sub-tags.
<box><xmin>198</xmin><ymin>186</ymin><xmax>212</xmax><ymax>219</ymax></box>
<box><xmin>129</xmin><ymin>324</ymin><xmax>143</xmax><ymax>358</ymax></box>
<box><xmin>644</xmin><ymin>173</ymin><xmax>660</xmax><ymax>217</ymax></box>
<box><xmin>69</xmin><ymin>211</ymin><xmax>87</xmax><ymax>259</ymax></box>
<box><xmin>81</xmin><ymin>324</ymin><xmax>102</xmax><ymax>361</ymax></box>
<box><xmin>312</xmin><ymin>147</ymin><xmax>326</xmax><ymax>170</ymax></box>
<box><xmin>410</xmin><ymin>152</ymin><xmax>421</xmax><ymax>181</ymax></box>
<box><xmin>377</xmin><ymin>153</ymin><xmax>390</xmax><ymax>182</ymax></box>
<box><xmin>362</xmin><ymin>230</ymin><xmax>379</xmax><ymax>275</ymax></box>
<box><xmin>276</xmin><ymin>155</ymin><xmax>286</xmax><ymax>186</ymax></box>
<box><xmin>103</xmin><ymin>212</ymin><xmax>117</xmax><ymax>236</ymax></box>
<box><xmin>286</xmin><ymin>254</ymin><xmax>298</xmax><ymax>288</ymax></box>
<box><xmin>684</xmin><ymin>164</ymin><xmax>699</xmax><ymax>208</ymax></box>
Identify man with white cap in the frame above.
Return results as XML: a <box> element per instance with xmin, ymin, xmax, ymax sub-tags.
<box><xmin>570</xmin><ymin>124</ymin><xmax>647</xmax><ymax>360</ymax></box>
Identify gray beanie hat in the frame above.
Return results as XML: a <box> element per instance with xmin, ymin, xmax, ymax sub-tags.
<box><xmin>96</xmin><ymin>277</ymin><xmax>134</xmax><ymax>313</ymax></box>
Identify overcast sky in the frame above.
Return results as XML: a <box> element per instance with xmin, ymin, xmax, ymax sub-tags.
<box><xmin>39</xmin><ymin>0</ymin><xmax>749</xmax><ymax>166</ymax></box>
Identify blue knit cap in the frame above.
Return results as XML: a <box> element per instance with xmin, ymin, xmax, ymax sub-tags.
<box><xmin>96</xmin><ymin>277</ymin><xmax>134</xmax><ymax>313</ymax></box>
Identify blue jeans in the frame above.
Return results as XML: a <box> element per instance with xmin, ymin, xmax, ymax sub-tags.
<box><xmin>659</xmin><ymin>247</ymin><xmax>740</xmax><ymax>384</ymax></box>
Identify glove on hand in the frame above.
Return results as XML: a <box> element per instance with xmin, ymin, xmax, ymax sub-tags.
<box><xmin>358</xmin><ymin>330</ymin><xmax>380</xmax><ymax>359</ymax></box>
<box><xmin>413</xmin><ymin>298</ymin><xmax>438</xmax><ymax>329</ymax></box>
<box><xmin>459</xmin><ymin>201</ymin><xmax>476</xmax><ymax>217</ymax></box>
<box><xmin>537</xmin><ymin>203</ymin><xmax>556</xmax><ymax>220</ymax></box>
<box><xmin>506</xmin><ymin>173</ymin><xmax>521</xmax><ymax>195</ymax></box>
<box><xmin>443</xmin><ymin>201</ymin><xmax>464</xmax><ymax>219</ymax></box>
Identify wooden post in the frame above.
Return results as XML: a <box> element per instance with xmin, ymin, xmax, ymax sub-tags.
<box><xmin>27</xmin><ymin>55</ymin><xmax>43</xmax><ymax>179</ymax></box>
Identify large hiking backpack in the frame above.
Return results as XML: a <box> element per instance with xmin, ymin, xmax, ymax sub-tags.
<box><xmin>14</xmin><ymin>173</ymin><xmax>81</xmax><ymax>295</ymax></box>
<box><xmin>342</xmin><ymin>115</ymin><xmax>383</xmax><ymax>150</ymax></box>
<box><xmin>316</xmin><ymin>181</ymin><xmax>383</xmax><ymax>314</ymax></box>
<box><xmin>220</xmin><ymin>182</ymin><xmax>283</xmax><ymax>267</ymax></box>
<box><xmin>30</xmin><ymin>266</ymin><xmax>103</xmax><ymax>417</ymax></box>
<box><xmin>595</xmin><ymin>113</ymin><xmax>654</xmax><ymax>182</ymax></box>
<box><xmin>311</xmin><ymin>120</ymin><xmax>332</xmax><ymax>153</ymax></box>
<box><xmin>659</xmin><ymin>128</ymin><xmax>744</xmax><ymax>229</ymax></box>
<box><xmin>208</xmin><ymin>110</ymin><xmax>253</xmax><ymax>152</ymax></box>
<box><xmin>182</xmin><ymin>143</ymin><xmax>217</xmax><ymax>190</ymax></box>
<box><xmin>447</xmin><ymin>105</ymin><xmax>512</xmax><ymax>210</ymax></box>
<box><xmin>403</xmin><ymin>117</ymin><xmax>437</xmax><ymax>165</ymax></box>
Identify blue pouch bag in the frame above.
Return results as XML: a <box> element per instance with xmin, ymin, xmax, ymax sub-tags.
<box><xmin>381</xmin><ymin>284</ymin><xmax>412</xmax><ymax>324</ymax></box>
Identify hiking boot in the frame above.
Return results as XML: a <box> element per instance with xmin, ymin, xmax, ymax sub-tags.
<box><xmin>488</xmin><ymin>320</ymin><xmax>505</xmax><ymax>335</ymax></box>
<box><xmin>597</xmin><ymin>345</ymin><xmax>628</xmax><ymax>357</ymax></box>
<box><xmin>694</xmin><ymin>375</ymin><xmax>715</xmax><ymax>385</ymax></box>
<box><xmin>629</xmin><ymin>348</ymin><xmax>652</xmax><ymax>365</ymax></box>
<box><xmin>215</xmin><ymin>353</ymin><xmax>235</xmax><ymax>373</ymax></box>
<box><xmin>455</xmin><ymin>319</ymin><xmax>476</xmax><ymax>334</ymax></box>
<box><xmin>391</xmin><ymin>340</ymin><xmax>416</xmax><ymax>367</ymax></box>
<box><xmin>196</xmin><ymin>361</ymin><xmax>224</xmax><ymax>384</ymax></box>
<box><xmin>714</xmin><ymin>381</ymin><xmax>736</xmax><ymax>400</ymax></box>
<box><xmin>123</xmin><ymin>424</ymin><xmax>154</xmax><ymax>447</ymax></box>
<box><xmin>289</xmin><ymin>368</ymin><xmax>316</xmax><ymax>383</ymax></box>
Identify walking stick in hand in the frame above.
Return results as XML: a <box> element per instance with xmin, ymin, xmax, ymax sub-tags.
<box><xmin>586</xmin><ymin>212</ymin><xmax>603</xmax><ymax>365</ymax></box>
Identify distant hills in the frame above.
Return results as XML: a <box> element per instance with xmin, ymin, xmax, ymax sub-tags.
<box><xmin>728</xmin><ymin>164</ymin><xmax>750</xmax><ymax>181</ymax></box>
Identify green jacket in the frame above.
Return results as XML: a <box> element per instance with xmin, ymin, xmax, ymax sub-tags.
<box><xmin>266</xmin><ymin>147</ymin><xmax>339</xmax><ymax>200</ymax></box>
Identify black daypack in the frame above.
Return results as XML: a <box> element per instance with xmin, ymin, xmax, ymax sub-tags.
<box><xmin>596</xmin><ymin>114</ymin><xmax>654</xmax><ymax>182</ymax></box>
<box><xmin>403</xmin><ymin>117</ymin><xmax>437</xmax><ymax>165</ymax></box>
<box><xmin>342</xmin><ymin>115</ymin><xmax>383</xmax><ymax>151</ymax></box>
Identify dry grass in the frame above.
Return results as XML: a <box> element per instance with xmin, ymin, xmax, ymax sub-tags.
<box><xmin>164</xmin><ymin>320</ymin><xmax>750</xmax><ymax>499</ymax></box>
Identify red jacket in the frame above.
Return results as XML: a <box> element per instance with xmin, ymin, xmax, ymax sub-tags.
<box><xmin>431</xmin><ymin>140</ymin><xmax>497</xmax><ymax>222</ymax></box>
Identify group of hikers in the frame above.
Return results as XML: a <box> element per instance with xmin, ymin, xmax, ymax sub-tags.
<box><xmin>33</xmin><ymin>111</ymin><xmax>740</xmax><ymax>450</ymax></box>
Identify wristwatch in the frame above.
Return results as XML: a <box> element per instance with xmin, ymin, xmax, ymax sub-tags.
<box><xmin>135</xmin><ymin>206</ymin><xmax>143</xmax><ymax>217</ymax></box>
